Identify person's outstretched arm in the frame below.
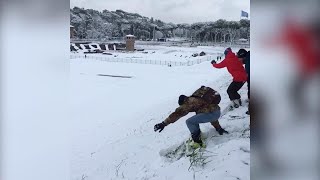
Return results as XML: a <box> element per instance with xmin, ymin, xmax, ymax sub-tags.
<box><xmin>164</xmin><ymin>104</ymin><xmax>191</xmax><ymax>125</ymax></box>
<box><xmin>212</xmin><ymin>59</ymin><xmax>227</xmax><ymax>68</ymax></box>
<box><xmin>154</xmin><ymin>104</ymin><xmax>191</xmax><ymax>133</ymax></box>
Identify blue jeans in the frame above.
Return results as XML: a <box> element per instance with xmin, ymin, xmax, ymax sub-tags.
<box><xmin>186</xmin><ymin>110</ymin><xmax>221</xmax><ymax>134</ymax></box>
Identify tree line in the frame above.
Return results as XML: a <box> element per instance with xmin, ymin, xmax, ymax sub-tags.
<box><xmin>71</xmin><ymin>7</ymin><xmax>250</xmax><ymax>43</ymax></box>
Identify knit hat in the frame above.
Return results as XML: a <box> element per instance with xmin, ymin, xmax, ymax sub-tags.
<box><xmin>178</xmin><ymin>95</ymin><xmax>187</xmax><ymax>105</ymax></box>
<box><xmin>224</xmin><ymin>47</ymin><xmax>232</xmax><ymax>56</ymax></box>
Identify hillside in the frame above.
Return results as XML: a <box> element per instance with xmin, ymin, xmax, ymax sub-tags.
<box><xmin>70</xmin><ymin>7</ymin><xmax>250</xmax><ymax>42</ymax></box>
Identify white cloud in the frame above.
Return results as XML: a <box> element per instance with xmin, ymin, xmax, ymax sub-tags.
<box><xmin>70</xmin><ymin>0</ymin><xmax>250</xmax><ymax>23</ymax></box>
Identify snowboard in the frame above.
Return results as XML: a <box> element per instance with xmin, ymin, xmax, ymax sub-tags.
<box><xmin>159</xmin><ymin>132</ymin><xmax>210</xmax><ymax>162</ymax></box>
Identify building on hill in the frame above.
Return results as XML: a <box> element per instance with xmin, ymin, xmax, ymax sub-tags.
<box><xmin>158</xmin><ymin>38</ymin><xmax>167</xmax><ymax>42</ymax></box>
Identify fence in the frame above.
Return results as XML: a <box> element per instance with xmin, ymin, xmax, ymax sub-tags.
<box><xmin>70</xmin><ymin>54</ymin><xmax>215</xmax><ymax>67</ymax></box>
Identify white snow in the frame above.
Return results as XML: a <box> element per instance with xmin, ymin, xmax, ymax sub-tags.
<box><xmin>71</xmin><ymin>43</ymin><xmax>80</xmax><ymax>50</ymax></box>
<box><xmin>89</xmin><ymin>43</ymin><xmax>101</xmax><ymax>50</ymax></box>
<box><xmin>72</xmin><ymin>45</ymin><xmax>238</xmax><ymax>65</ymax></box>
<box><xmin>79</xmin><ymin>44</ymin><xmax>88</xmax><ymax>51</ymax></box>
<box><xmin>71</xmin><ymin>46</ymin><xmax>250</xmax><ymax>180</ymax></box>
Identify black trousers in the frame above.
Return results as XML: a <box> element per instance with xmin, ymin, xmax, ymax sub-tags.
<box><xmin>227</xmin><ymin>81</ymin><xmax>245</xmax><ymax>100</ymax></box>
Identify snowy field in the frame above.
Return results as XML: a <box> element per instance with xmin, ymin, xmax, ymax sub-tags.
<box><xmin>71</xmin><ymin>46</ymin><xmax>250</xmax><ymax>180</ymax></box>
<box><xmin>71</xmin><ymin>45</ymin><xmax>230</xmax><ymax>65</ymax></box>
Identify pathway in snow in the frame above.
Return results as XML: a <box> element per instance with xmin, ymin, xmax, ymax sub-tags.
<box><xmin>97</xmin><ymin>74</ymin><xmax>133</xmax><ymax>78</ymax></box>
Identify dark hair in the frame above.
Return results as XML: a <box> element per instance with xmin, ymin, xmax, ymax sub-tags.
<box><xmin>178</xmin><ymin>95</ymin><xmax>187</xmax><ymax>105</ymax></box>
<box><xmin>237</xmin><ymin>49</ymin><xmax>248</xmax><ymax>58</ymax></box>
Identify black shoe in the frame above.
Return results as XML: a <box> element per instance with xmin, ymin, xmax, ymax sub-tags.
<box><xmin>191</xmin><ymin>130</ymin><xmax>203</xmax><ymax>145</ymax></box>
<box><xmin>231</xmin><ymin>99</ymin><xmax>242</xmax><ymax>108</ymax></box>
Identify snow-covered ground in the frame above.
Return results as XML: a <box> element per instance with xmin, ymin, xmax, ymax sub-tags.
<box><xmin>71</xmin><ymin>45</ymin><xmax>246</xmax><ymax>67</ymax></box>
<box><xmin>71</xmin><ymin>46</ymin><xmax>250</xmax><ymax>180</ymax></box>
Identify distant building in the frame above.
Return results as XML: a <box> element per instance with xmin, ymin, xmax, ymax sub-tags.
<box><xmin>70</xmin><ymin>25</ymin><xmax>75</xmax><ymax>38</ymax></box>
<box><xmin>158</xmin><ymin>38</ymin><xmax>166</xmax><ymax>42</ymax></box>
<box><xmin>126</xmin><ymin>35</ymin><xmax>135</xmax><ymax>51</ymax></box>
<box><xmin>236</xmin><ymin>38</ymin><xmax>249</xmax><ymax>45</ymax></box>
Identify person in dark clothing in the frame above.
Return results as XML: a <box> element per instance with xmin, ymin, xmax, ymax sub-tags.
<box><xmin>227</xmin><ymin>82</ymin><xmax>245</xmax><ymax>102</ymax></box>
<box><xmin>154</xmin><ymin>86</ymin><xmax>228</xmax><ymax>149</ymax></box>
<box><xmin>237</xmin><ymin>49</ymin><xmax>250</xmax><ymax>114</ymax></box>
<box><xmin>211</xmin><ymin>48</ymin><xmax>248</xmax><ymax>108</ymax></box>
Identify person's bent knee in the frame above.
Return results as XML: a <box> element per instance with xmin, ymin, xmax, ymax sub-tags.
<box><xmin>186</xmin><ymin>117</ymin><xmax>193</xmax><ymax>125</ymax></box>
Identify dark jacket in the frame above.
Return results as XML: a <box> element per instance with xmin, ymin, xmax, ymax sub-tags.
<box><xmin>164</xmin><ymin>86</ymin><xmax>220</xmax><ymax>124</ymax></box>
<box><xmin>243</xmin><ymin>51</ymin><xmax>250</xmax><ymax>77</ymax></box>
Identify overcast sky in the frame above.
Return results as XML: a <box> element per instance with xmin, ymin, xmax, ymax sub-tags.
<box><xmin>71</xmin><ymin>0</ymin><xmax>250</xmax><ymax>24</ymax></box>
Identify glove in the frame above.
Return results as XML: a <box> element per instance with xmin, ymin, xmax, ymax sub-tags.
<box><xmin>154</xmin><ymin>122</ymin><xmax>167</xmax><ymax>133</ymax></box>
<box><xmin>211</xmin><ymin>60</ymin><xmax>216</xmax><ymax>64</ymax></box>
<box><xmin>216</xmin><ymin>128</ymin><xmax>229</xmax><ymax>135</ymax></box>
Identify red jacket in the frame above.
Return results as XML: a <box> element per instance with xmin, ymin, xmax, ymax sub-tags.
<box><xmin>213</xmin><ymin>52</ymin><xmax>247</xmax><ymax>82</ymax></box>
<box><xmin>279</xmin><ymin>21</ymin><xmax>320</xmax><ymax>75</ymax></box>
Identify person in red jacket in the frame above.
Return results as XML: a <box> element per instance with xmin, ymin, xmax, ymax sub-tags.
<box><xmin>211</xmin><ymin>47</ymin><xmax>248</xmax><ymax>108</ymax></box>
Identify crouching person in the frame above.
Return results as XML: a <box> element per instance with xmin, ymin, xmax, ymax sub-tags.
<box><xmin>154</xmin><ymin>86</ymin><xmax>228</xmax><ymax>149</ymax></box>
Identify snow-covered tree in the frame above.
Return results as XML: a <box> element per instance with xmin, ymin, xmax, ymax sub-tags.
<box><xmin>70</xmin><ymin>7</ymin><xmax>250</xmax><ymax>42</ymax></box>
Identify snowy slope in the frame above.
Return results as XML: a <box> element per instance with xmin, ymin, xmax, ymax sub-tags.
<box><xmin>70</xmin><ymin>50</ymin><xmax>250</xmax><ymax>180</ymax></box>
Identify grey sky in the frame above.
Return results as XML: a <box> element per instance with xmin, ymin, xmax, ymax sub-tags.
<box><xmin>71</xmin><ymin>0</ymin><xmax>250</xmax><ymax>24</ymax></box>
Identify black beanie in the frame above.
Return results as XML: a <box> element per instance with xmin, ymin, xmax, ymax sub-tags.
<box><xmin>178</xmin><ymin>95</ymin><xmax>187</xmax><ymax>105</ymax></box>
<box><xmin>237</xmin><ymin>49</ymin><xmax>248</xmax><ymax>58</ymax></box>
